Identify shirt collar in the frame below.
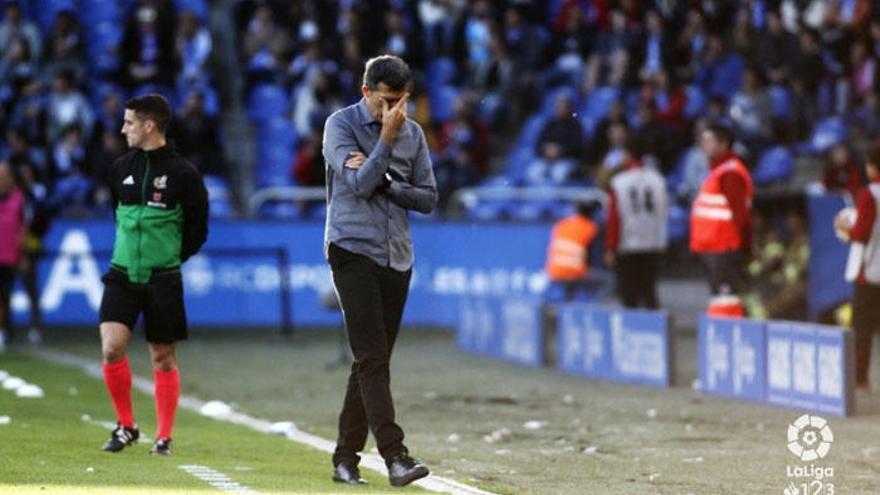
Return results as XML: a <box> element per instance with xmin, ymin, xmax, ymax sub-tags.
<box><xmin>357</xmin><ymin>98</ymin><xmax>380</xmax><ymax>126</ymax></box>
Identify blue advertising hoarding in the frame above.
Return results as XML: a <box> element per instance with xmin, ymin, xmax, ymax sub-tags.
<box><xmin>11</xmin><ymin>220</ymin><xmax>554</xmax><ymax>328</ymax></box>
<box><xmin>697</xmin><ymin>316</ymin><xmax>766</xmax><ymax>403</ymax></box>
<box><xmin>807</xmin><ymin>193</ymin><xmax>852</xmax><ymax>319</ymax></box>
<box><xmin>557</xmin><ymin>304</ymin><xmax>672</xmax><ymax>388</ymax></box>
<box><xmin>457</xmin><ymin>296</ymin><xmax>544</xmax><ymax>367</ymax></box>
<box><xmin>766</xmin><ymin>322</ymin><xmax>854</xmax><ymax>417</ymax></box>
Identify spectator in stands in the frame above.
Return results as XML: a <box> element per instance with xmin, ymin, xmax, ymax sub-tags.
<box><xmin>291</xmin><ymin>112</ymin><xmax>326</xmax><ymax>188</ymax></box>
<box><xmin>690</xmin><ymin>123</ymin><xmax>753</xmax><ymax>317</ymax></box>
<box><xmin>604</xmin><ymin>144</ymin><xmax>668</xmax><ymax>309</ymax></box>
<box><xmin>675</xmin><ymin>117</ymin><xmax>710</xmax><ymax>201</ymax></box>
<box><xmin>729</xmin><ymin>67</ymin><xmax>773</xmax><ymax>147</ymax></box>
<box><xmin>434</xmin><ymin>94</ymin><xmax>489</xmax><ymax>207</ymax></box>
<box><xmin>176</xmin><ymin>10</ymin><xmax>212</xmax><ymax>85</ymax></box>
<box><xmin>822</xmin><ymin>143</ymin><xmax>863</xmax><ymax>199</ymax></box>
<box><xmin>292</xmin><ymin>70</ymin><xmax>342</xmax><ymax>138</ymax></box>
<box><xmin>790</xmin><ymin>29</ymin><xmax>823</xmax><ymax>138</ymax></box>
<box><xmin>46</xmin><ymin>69</ymin><xmax>94</xmax><ymax>144</ymax></box>
<box><xmin>652</xmin><ymin>69</ymin><xmax>687</xmax><ymax>131</ymax></box>
<box><xmin>42</xmin><ymin>10</ymin><xmax>83</xmax><ymax>83</ymax></box>
<box><xmin>463</xmin><ymin>0</ymin><xmax>494</xmax><ymax>76</ymax></box>
<box><xmin>672</xmin><ymin>9</ymin><xmax>708</xmax><ymax>82</ymax></box>
<box><xmin>0</xmin><ymin>161</ymin><xmax>24</xmax><ymax>349</ymax></box>
<box><xmin>546</xmin><ymin>4</ymin><xmax>591</xmax><ymax>88</ymax></box>
<box><xmin>584</xmin><ymin>9</ymin><xmax>637</xmax><ymax>91</ymax></box>
<box><xmin>0</xmin><ymin>35</ymin><xmax>36</xmax><ymax>86</ymax></box>
<box><xmin>503</xmin><ymin>5</ymin><xmax>543</xmax><ymax>76</ymax></box>
<box><xmin>5</xmin><ymin>127</ymin><xmax>46</xmax><ymax>175</ymax></box>
<box><xmin>0</xmin><ymin>2</ymin><xmax>41</xmax><ymax>62</ymax></box>
<box><xmin>89</xmin><ymin>128</ymin><xmax>126</xmax><ymax>212</ymax></box>
<box><xmin>836</xmin><ymin>144</ymin><xmax>880</xmax><ymax>391</ymax></box>
<box><xmin>173</xmin><ymin>90</ymin><xmax>223</xmax><ymax>176</ymax></box>
<box><xmin>849</xmin><ymin>40</ymin><xmax>876</xmax><ymax>109</ymax></box>
<box><xmin>381</xmin><ymin>10</ymin><xmax>425</xmax><ymax>70</ymax></box>
<box><xmin>545</xmin><ymin>200</ymin><xmax>600</xmax><ymax>302</ymax></box>
<box><xmin>696</xmin><ymin>34</ymin><xmax>745</xmax><ymax>101</ymax></box>
<box><xmin>636</xmin><ymin>10</ymin><xmax>672</xmax><ymax>82</ymax></box>
<box><xmin>757</xmin><ymin>10</ymin><xmax>798</xmax><ymax>85</ymax></box>
<box><xmin>15</xmin><ymin>160</ymin><xmax>51</xmax><ymax>344</ymax></box>
<box><xmin>287</xmin><ymin>40</ymin><xmax>338</xmax><ymax>92</ymax></box>
<box><xmin>599</xmin><ymin>121</ymin><xmax>630</xmax><ymax>173</ymax></box>
<box><xmin>631</xmin><ymin>100</ymin><xmax>674</xmax><ymax>172</ymax></box>
<box><xmin>588</xmin><ymin>98</ymin><xmax>626</xmax><ymax>164</ymax></box>
<box><xmin>527</xmin><ymin>92</ymin><xmax>584</xmax><ymax>184</ymax></box>
<box><xmin>121</xmin><ymin>5</ymin><xmax>177</xmax><ymax>90</ymax></box>
<box><xmin>50</xmin><ymin>125</ymin><xmax>92</xmax><ymax>215</ymax></box>
<box><xmin>9</xmin><ymin>76</ymin><xmax>46</xmax><ymax>146</ymax></box>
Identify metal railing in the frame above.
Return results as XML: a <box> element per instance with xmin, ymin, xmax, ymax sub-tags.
<box><xmin>248</xmin><ymin>186</ymin><xmax>326</xmax><ymax>217</ymax></box>
<box><xmin>448</xmin><ymin>186</ymin><xmax>607</xmax><ymax>219</ymax></box>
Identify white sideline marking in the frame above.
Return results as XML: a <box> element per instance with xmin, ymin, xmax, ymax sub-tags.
<box><xmin>34</xmin><ymin>348</ymin><xmax>498</xmax><ymax>495</ymax></box>
<box><xmin>179</xmin><ymin>464</ymin><xmax>259</xmax><ymax>494</ymax></box>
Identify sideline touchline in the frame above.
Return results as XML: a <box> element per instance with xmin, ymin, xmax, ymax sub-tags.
<box><xmin>32</xmin><ymin>348</ymin><xmax>498</xmax><ymax>495</ymax></box>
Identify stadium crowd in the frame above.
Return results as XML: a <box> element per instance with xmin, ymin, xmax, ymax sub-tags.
<box><xmin>0</xmin><ymin>0</ymin><xmax>877</xmax><ymax>222</ymax></box>
<box><xmin>0</xmin><ymin>0</ymin><xmax>220</xmax><ymax>224</ymax></box>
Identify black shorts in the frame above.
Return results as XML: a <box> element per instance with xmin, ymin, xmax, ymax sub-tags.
<box><xmin>99</xmin><ymin>267</ymin><xmax>188</xmax><ymax>343</ymax></box>
<box><xmin>700</xmin><ymin>251</ymin><xmax>747</xmax><ymax>296</ymax></box>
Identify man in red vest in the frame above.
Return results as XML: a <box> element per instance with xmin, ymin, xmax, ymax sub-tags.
<box><xmin>837</xmin><ymin>144</ymin><xmax>880</xmax><ymax>391</ymax></box>
<box><xmin>546</xmin><ymin>200</ymin><xmax>600</xmax><ymax>301</ymax></box>
<box><xmin>690</xmin><ymin>124</ymin><xmax>753</xmax><ymax>317</ymax></box>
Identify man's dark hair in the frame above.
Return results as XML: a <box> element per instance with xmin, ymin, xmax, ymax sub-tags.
<box><xmin>363</xmin><ymin>55</ymin><xmax>412</xmax><ymax>91</ymax></box>
<box><xmin>705</xmin><ymin>122</ymin><xmax>733</xmax><ymax>148</ymax></box>
<box><xmin>575</xmin><ymin>200</ymin><xmax>600</xmax><ymax>218</ymax></box>
<box><xmin>125</xmin><ymin>93</ymin><xmax>172</xmax><ymax>134</ymax></box>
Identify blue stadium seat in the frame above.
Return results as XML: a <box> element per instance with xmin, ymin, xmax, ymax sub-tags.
<box><xmin>175</xmin><ymin>0</ymin><xmax>209</xmax><ymax>20</ymax></box>
<box><xmin>801</xmin><ymin>117</ymin><xmax>847</xmax><ymax>154</ymax></box>
<box><xmin>503</xmin><ymin>145</ymin><xmax>537</xmax><ymax>184</ymax></box>
<box><xmin>425</xmin><ymin>57</ymin><xmax>458</xmax><ymax>87</ymax></box>
<box><xmin>80</xmin><ymin>0</ymin><xmax>122</xmax><ymax>26</ymax></box>
<box><xmin>768</xmin><ymin>85</ymin><xmax>792</xmax><ymax>120</ymax></box>
<box><xmin>247</xmin><ymin>84</ymin><xmax>290</xmax><ymax>123</ymax></box>
<box><xmin>86</xmin><ymin>21</ymin><xmax>123</xmax><ymax>55</ymax></box>
<box><xmin>256</xmin><ymin>117</ymin><xmax>297</xmax><ymax>150</ymax></box>
<box><xmin>753</xmin><ymin>146</ymin><xmax>794</xmax><ymax>185</ymax></box>
<box><xmin>580</xmin><ymin>86</ymin><xmax>619</xmax><ymax>120</ymax></box>
<box><xmin>684</xmin><ymin>85</ymin><xmax>707</xmax><ymax>119</ymax></box>
<box><xmin>255</xmin><ymin>142</ymin><xmax>295</xmax><ymax>188</ymax></box>
<box><xmin>429</xmin><ymin>85</ymin><xmax>460</xmax><ymax>124</ymax></box>
<box><xmin>540</xmin><ymin>85</ymin><xmax>578</xmax><ymax>117</ymax></box>
<box><xmin>35</xmin><ymin>0</ymin><xmax>76</xmax><ymax>31</ymax></box>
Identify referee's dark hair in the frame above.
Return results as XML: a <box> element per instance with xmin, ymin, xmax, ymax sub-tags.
<box><xmin>705</xmin><ymin>122</ymin><xmax>734</xmax><ymax>149</ymax></box>
<box><xmin>125</xmin><ymin>94</ymin><xmax>172</xmax><ymax>134</ymax></box>
<box><xmin>363</xmin><ymin>55</ymin><xmax>412</xmax><ymax>91</ymax></box>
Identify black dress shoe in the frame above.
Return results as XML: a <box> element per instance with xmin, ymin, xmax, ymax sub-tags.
<box><xmin>333</xmin><ymin>461</ymin><xmax>367</xmax><ymax>485</ymax></box>
<box><xmin>387</xmin><ymin>454</ymin><xmax>429</xmax><ymax>487</ymax></box>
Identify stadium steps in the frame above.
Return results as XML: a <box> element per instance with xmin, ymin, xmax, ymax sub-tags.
<box><xmin>209</xmin><ymin>0</ymin><xmax>253</xmax><ymax>217</ymax></box>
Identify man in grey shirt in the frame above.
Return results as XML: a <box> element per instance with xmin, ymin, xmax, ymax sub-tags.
<box><xmin>322</xmin><ymin>55</ymin><xmax>436</xmax><ymax>487</ymax></box>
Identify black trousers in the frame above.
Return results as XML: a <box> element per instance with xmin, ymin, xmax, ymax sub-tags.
<box><xmin>328</xmin><ymin>244</ymin><xmax>411</xmax><ymax>466</ymax></box>
<box><xmin>615</xmin><ymin>252</ymin><xmax>660</xmax><ymax>309</ymax></box>
<box><xmin>852</xmin><ymin>283</ymin><xmax>880</xmax><ymax>387</ymax></box>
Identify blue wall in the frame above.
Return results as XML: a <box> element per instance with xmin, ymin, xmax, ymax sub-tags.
<box><xmin>11</xmin><ymin>220</ymin><xmax>555</xmax><ymax>328</ymax></box>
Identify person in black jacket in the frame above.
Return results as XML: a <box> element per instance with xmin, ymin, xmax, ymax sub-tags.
<box><xmin>98</xmin><ymin>94</ymin><xmax>208</xmax><ymax>457</ymax></box>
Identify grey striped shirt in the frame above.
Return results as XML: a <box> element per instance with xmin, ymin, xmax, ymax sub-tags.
<box><xmin>323</xmin><ymin>99</ymin><xmax>437</xmax><ymax>271</ymax></box>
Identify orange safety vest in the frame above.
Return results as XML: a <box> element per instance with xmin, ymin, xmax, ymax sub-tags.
<box><xmin>689</xmin><ymin>157</ymin><xmax>753</xmax><ymax>253</ymax></box>
<box><xmin>546</xmin><ymin>214</ymin><xmax>598</xmax><ymax>281</ymax></box>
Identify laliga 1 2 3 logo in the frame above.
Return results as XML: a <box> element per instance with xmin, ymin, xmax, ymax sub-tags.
<box><xmin>787</xmin><ymin>414</ymin><xmax>834</xmax><ymax>461</ymax></box>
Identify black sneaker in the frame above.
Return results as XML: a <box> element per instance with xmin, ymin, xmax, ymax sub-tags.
<box><xmin>387</xmin><ymin>454</ymin><xmax>429</xmax><ymax>487</ymax></box>
<box><xmin>101</xmin><ymin>424</ymin><xmax>140</xmax><ymax>452</ymax></box>
<box><xmin>150</xmin><ymin>438</ymin><xmax>172</xmax><ymax>456</ymax></box>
